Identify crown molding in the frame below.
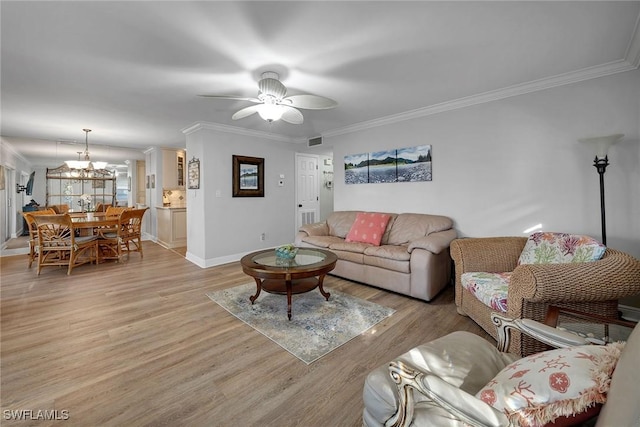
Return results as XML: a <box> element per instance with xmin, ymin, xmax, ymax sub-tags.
<box><xmin>625</xmin><ymin>10</ymin><xmax>640</xmax><ymax>68</ymax></box>
<box><xmin>1</xmin><ymin>139</ymin><xmax>31</xmax><ymax>167</ymax></box>
<box><xmin>323</xmin><ymin>59</ymin><xmax>638</xmax><ymax>138</ymax></box>
<box><xmin>182</xmin><ymin>121</ymin><xmax>303</xmax><ymax>143</ymax></box>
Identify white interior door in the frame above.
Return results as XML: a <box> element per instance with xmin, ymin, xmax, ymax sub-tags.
<box><xmin>296</xmin><ymin>153</ymin><xmax>319</xmax><ymax>230</ymax></box>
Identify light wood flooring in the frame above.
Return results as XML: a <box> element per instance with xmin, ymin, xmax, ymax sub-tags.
<box><xmin>1</xmin><ymin>242</ymin><xmax>491</xmax><ymax>426</ymax></box>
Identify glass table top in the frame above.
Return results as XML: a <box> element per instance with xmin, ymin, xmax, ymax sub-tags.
<box><xmin>252</xmin><ymin>248</ymin><xmax>327</xmax><ymax>268</ymax></box>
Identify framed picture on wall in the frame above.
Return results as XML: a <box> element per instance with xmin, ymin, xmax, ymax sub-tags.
<box><xmin>188</xmin><ymin>157</ymin><xmax>200</xmax><ymax>189</ymax></box>
<box><xmin>232</xmin><ymin>155</ymin><xmax>264</xmax><ymax>197</ymax></box>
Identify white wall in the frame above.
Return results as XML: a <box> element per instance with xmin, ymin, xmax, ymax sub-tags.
<box><xmin>185</xmin><ymin>126</ymin><xmax>297</xmax><ymax>267</ymax></box>
<box><xmin>318</xmin><ymin>154</ymin><xmax>334</xmax><ymax>222</ymax></box>
<box><xmin>329</xmin><ymin>70</ymin><xmax>640</xmax><ymax>258</ymax></box>
<box><xmin>1</xmin><ymin>139</ymin><xmax>34</xmax><ymax>242</ymax></box>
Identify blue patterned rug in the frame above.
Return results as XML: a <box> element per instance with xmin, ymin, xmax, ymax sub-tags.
<box><xmin>207</xmin><ymin>283</ymin><xmax>395</xmax><ymax>364</ymax></box>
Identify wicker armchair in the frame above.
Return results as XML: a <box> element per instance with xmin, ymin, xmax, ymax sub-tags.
<box><xmin>450</xmin><ymin>236</ymin><xmax>640</xmax><ymax>356</ymax></box>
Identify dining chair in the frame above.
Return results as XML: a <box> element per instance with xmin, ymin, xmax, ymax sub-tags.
<box><xmin>105</xmin><ymin>206</ymin><xmax>129</xmax><ymax>216</ymax></box>
<box><xmin>49</xmin><ymin>204</ymin><xmax>69</xmax><ymax>214</ymax></box>
<box><xmin>97</xmin><ymin>209</ymin><xmax>127</xmax><ymax>262</ymax></box>
<box><xmin>94</xmin><ymin>203</ymin><xmax>112</xmax><ymax>212</ymax></box>
<box><xmin>121</xmin><ymin>208</ymin><xmax>148</xmax><ymax>258</ymax></box>
<box><xmin>98</xmin><ymin>208</ymin><xmax>147</xmax><ymax>261</ymax></box>
<box><xmin>33</xmin><ymin>214</ymin><xmax>98</xmax><ymax>275</ymax></box>
<box><xmin>22</xmin><ymin>208</ymin><xmax>56</xmax><ymax>268</ymax></box>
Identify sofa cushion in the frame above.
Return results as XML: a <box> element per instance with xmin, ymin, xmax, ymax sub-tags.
<box><xmin>517</xmin><ymin>232</ymin><xmax>606</xmax><ymax>265</ymax></box>
<box><xmin>298</xmin><ymin>221</ymin><xmax>328</xmax><ymax>237</ymax></box>
<box><xmin>363</xmin><ymin>244</ymin><xmax>411</xmax><ymax>261</ymax></box>
<box><xmin>328</xmin><ymin>249</ymin><xmax>364</xmax><ymax>265</ymax></box>
<box><xmin>461</xmin><ymin>272</ymin><xmax>510</xmax><ymax>313</ymax></box>
<box><xmin>387</xmin><ymin>213</ymin><xmax>453</xmax><ymax>245</ymax></box>
<box><xmin>364</xmin><ymin>255</ymin><xmax>410</xmax><ymax>273</ymax></box>
<box><xmin>329</xmin><ymin>241</ymin><xmax>371</xmax><ymax>254</ymax></box>
<box><xmin>476</xmin><ymin>342</ymin><xmax>624</xmax><ymax>427</ymax></box>
<box><xmin>300</xmin><ymin>235</ymin><xmax>344</xmax><ymax>248</ymax></box>
<box><xmin>326</xmin><ymin>211</ymin><xmax>360</xmax><ymax>238</ymax></box>
<box><xmin>345</xmin><ymin>212</ymin><xmax>392</xmax><ymax>246</ymax></box>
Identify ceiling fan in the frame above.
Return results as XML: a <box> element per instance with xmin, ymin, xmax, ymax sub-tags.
<box><xmin>199</xmin><ymin>72</ymin><xmax>337</xmax><ymax>124</ymax></box>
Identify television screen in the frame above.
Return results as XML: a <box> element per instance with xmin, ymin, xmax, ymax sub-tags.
<box><xmin>25</xmin><ymin>171</ymin><xmax>35</xmax><ymax>196</ymax></box>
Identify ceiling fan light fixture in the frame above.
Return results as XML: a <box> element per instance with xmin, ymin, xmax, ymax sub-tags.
<box><xmin>200</xmin><ymin>70</ymin><xmax>337</xmax><ymax>125</ymax></box>
<box><xmin>258</xmin><ymin>72</ymin><xmax>287</xmax><ymax>99</ymax></box>
<box><xmin>257</xmin><ymin>103</ymin><xmax>284</xmax><ymax>122</ymax></box>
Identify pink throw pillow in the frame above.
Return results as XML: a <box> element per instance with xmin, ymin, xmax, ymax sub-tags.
<box><xmin>345</xmin><ymin>212</ymin><xmax>391</xmax><ymax>246</ymax></box>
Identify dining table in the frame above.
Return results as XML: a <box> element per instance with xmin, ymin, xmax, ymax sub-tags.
<box><xmin>70</xmin><ymin>212</ymin><xmax>119</xmax><ymax>235</ymax></box>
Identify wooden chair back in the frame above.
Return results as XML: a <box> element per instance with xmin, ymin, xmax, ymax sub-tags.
<box><xmin>105</xmin><ymin>206</ymin><xmax>129</xmax><ymax>217</ymax></box>
<box><xmin>33</xmin><ymin>214</ymin><xmax>97</xmax><ymax>275</ymax></box>
<box><xmin>95</xmin><ymin>203</ymin><xmax>112</xmax><ymax>212</ymax></box>
<box><xmin>118</xmin><ymin>208</ymin><xmax>148</xmax><ymax>258</ymax></box>
<box><xmin>49</xmin><ymin>204</ymin><xmax>69</xmax><ymax>214</ymax></box>
<box><xmin>22</xmin><ymin>208</ymin><xmax>57</xmax><ymax>268</ymax></box>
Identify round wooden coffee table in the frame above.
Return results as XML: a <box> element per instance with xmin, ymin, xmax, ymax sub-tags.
<box><xmin>240</xmin><ymin>248</ymin><xmax>338</xmax><ymax>320</ymax></box>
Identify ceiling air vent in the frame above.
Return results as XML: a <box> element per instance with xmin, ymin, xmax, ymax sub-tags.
<box><xmin>308</xmin><ymin>136</ymin><xmax>323</xmax><ymax>147</ymax></box>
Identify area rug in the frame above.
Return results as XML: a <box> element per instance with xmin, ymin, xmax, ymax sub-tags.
<box><xmin>206</xmin><ymin>283</ymin><xmax>395</xmax><ymax>364</ymax></box>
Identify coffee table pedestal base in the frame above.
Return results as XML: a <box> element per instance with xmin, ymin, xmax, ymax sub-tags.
<box><xmin>250</xmin><ymin>276</ymin><xmax>331</xmax><ymax>320</ymax></box>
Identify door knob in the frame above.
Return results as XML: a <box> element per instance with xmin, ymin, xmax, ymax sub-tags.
<box><xmin>298</xmin><ymin>204</ymin><xmax>302</xmax><ymax>208</ymax></box>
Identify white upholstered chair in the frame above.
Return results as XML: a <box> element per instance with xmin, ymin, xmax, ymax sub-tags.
<box><xmin>363</xmin><ymin>311</ymin><xmax>639</xmax><ymax>427</ymax></box>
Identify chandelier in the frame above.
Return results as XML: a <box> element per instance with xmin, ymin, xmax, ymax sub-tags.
<box><xmin>64</xmin><ymin>129</ymin><xmax>108</xmax><ymax>174</ymax></box>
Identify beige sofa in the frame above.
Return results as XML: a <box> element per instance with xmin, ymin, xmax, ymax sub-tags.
<box><xmin>294</xmin><ymin>211</ymin><xmax>457</xmax><ymax>301</ymax></box>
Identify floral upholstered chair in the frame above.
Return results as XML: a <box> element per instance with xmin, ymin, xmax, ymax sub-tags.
<box><xmin>450</xmin><ymin>232</ymin><xmax>640</xmax><ymax>356</ymax></box>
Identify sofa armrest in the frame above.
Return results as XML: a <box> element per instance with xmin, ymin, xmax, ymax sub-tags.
<box><xmin>450</xmin><ymin>237</ymin><xmax>527</xmax><ymax>274</ymax></box>
<box><xmin>509</xmin><ymin>248</ymin><xmax>640</xmax><ymax>303</ymax></box>
<box><xmin>298</xmin><ymin>221</ymin><xmax>329</xmax><ymax>237</ymax></box>
<box><xmin>386</xmin><ymin>360</ymin><xmax>509</xmax><ymax>427</ymax></box>
<box><xmin>407</xmin><ymin>229</ymin><xmax>457</xmax><ymax>254</ymax></box>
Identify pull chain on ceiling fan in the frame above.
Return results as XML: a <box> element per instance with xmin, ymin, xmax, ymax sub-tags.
<box><xmin>199</xmin><ymin>72</ymin><xmax>337</xmax><ymax>124</ymax></box>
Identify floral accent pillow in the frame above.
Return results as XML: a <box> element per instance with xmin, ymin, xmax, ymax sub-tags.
<box><xmin>518</xmin><ymin>232</ymin><xmax>606</xmax><ymax>265</ymax></box>
<box><xmin>476</xmin><ymin>343</ymin><xmax>624</xmax><ymax>427</ymax></box>
<box><xmin>345</xmin><ymin>212</ymin><xmax>391</xmax><ymax>246</ymax></box>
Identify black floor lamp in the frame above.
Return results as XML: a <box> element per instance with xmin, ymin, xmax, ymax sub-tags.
<box><xmin>579</xmin><ymin>134</ymin><xmax>624</xmax><ymax>246</ymax></box>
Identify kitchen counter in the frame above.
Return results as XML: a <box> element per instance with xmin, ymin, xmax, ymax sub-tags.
<box><xmin>156</xmin><ymin>206</ymin><xmax>186</xmax><ymax>248</ymax></box>
<box><xmin>156</xmin><ymin>205</ymin><xmax>187</xmax><ymax>210</ymax></box>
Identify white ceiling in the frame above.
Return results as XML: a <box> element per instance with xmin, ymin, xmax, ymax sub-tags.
<box><xmin>2</xmin><ymin>1</ymin><xmax>639</xmax><ymax>167</ymax></box>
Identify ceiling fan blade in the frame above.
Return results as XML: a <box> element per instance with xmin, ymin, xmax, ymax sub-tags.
<box><xmin>280</xmin><ymin>106</ymin><xmax>304</xmax><ymax>124</ymax></box>
<box><xmin>282</xmin><ymin>94</ymin><xmax>337</xmax><ymax>110</ymax></box>
<box><xmin>232</xmin><ymin>105</ymin><xmax>260</xmax><ymax>120</ymax></box>
<box><xmin>199</xmin><ymin>95</ymin><xmax>261</xmax><ymax>103</ymax></box>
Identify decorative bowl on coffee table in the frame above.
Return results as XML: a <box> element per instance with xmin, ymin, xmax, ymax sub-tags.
<box><xmin>275</xmin><ymin>244</ymin><xmax>298</xmax><ymax>260</ymax></box>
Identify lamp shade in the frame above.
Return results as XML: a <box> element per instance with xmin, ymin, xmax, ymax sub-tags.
<box><xmin>579</xmin><ymin>134</ymin><xmax>624</xmax><ymax>159</ymax></box>
<box><xmin>65</xmin><ymin>160</ymin><xmax>91</xmax><ymax>169</ymax></box>
<box><xmin>91</xmin><ymin>161</ymin><xmax>108</xmax><ymax>170</ymax></box>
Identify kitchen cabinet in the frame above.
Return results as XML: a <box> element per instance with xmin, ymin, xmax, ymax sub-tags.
<box><xmin>156</xmin><ymin>207</ymin><xmax>186</xmax><ymax>248</ymax></box>
<box><xmin>162</xmin><ymin>149</ymin><xmax>186</xmax><ymax>189</ymax></box>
